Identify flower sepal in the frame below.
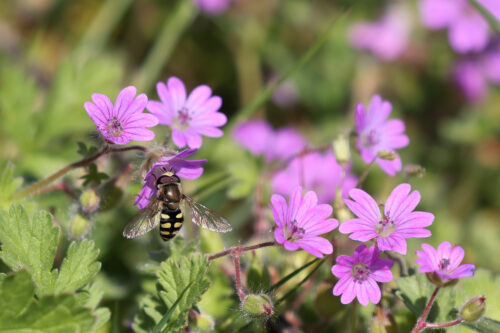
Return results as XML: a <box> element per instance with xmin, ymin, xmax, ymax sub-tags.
<box><xmin>241</xmin><ymin>294</ymin><xmax>274</xmax><ymax>318</ymax></box>
<box><xmin>425</xmin><ymin>272</ymin><xmax>458</xmax><ymax>287</ymax></box>
<box><xmin>460</xmin><ymin>296</ymin><xmax>486</xmax><ymax>322</ymax></box>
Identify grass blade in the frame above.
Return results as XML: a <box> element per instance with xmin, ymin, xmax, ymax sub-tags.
<box><xmin>152</xmin><ymin>280</ymin><xmax>195</xmax><ymax>333</ymax></box>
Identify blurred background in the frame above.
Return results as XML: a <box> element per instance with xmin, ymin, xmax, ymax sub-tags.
<box><xmin>0</xmin><ymin>0</ymin><xmax>499</xmax><ymax>331</ymax></box>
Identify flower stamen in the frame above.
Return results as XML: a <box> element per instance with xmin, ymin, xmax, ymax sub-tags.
<box><xmin>106</xmin><ymin>116</ymin><xmax>124</xmax><ymax>138</ymax></box>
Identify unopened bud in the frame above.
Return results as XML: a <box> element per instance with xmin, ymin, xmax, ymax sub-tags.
<box><xmin>377</xmin><ymin>150</ymin><xmax>398</xmax><ymax>161</ymax></box>
<box><xmin>426</xmin><ymin>272</ymin><xmax>458</xmax><ymax>287</ymax></box>
<box><xmin>460</xmin><ymin>296</ymin><xmax>486</xmax><ymax>322</ymax></box>
<box><xmin>193</xmin><ymin>313</ymin><xmax>215</xmax><ymax>332</ymax></box>
<box><xmin>79</xmin><ymin>188</ymin><xmax>100</xmax><ymax>213</ymax></box>
<box><xmin>241</xmin><ymin>294</ymin><xmax>274</xmax><ymax>318</ymax></box>
<box><xmin>333</xmin><ymin>134</ymin><xmax>351</xmax><ymax>165</ymax></box>
<box><xmin>69</xmin><ymin>214</ymin><xmax>90</xmax><ymax>238</ymax></box>
<box><xmin>404</xmin><ymin>164</ymin><xmax>426</xmax><ymax>178</ymax></box>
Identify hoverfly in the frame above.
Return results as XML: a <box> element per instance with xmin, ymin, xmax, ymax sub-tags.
<box><xmin>123</xmin><ymin>171</ymin><xmax>232</xmax><ymax>241</ymax></box>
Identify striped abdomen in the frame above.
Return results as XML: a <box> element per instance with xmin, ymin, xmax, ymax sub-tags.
<box><xmin>159</xmin><ymin>208</ymin><xmax>184</xmax><ymax>241</ymax></box>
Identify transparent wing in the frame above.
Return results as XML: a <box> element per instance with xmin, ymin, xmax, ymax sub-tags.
<box><xmin>183</xmin><ymin>195</ymin><xmax>232</xmax><ymax>233</ymax></box>
<box><xmin>122</xmin><ymin>201</ymin><xmax>161</xmax><ymax>239</ymax></box>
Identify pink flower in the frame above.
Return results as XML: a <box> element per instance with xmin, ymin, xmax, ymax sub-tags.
<box><xmin>84</xmin><ymin>86</ymin><xmax>159</xmax><ymax>145</ymax></box>
<box><xmin>147</xmin><ymin>77</ymin><xmax>227</xmax><ymax>149</ymax></box>
<box><xmin>355</xmin><ymin>95</ymin><xmax>409</xmax><ymax>176</ymax></box>
<box><xmin>339</xmin><ymin>183</ymin><xmax>434</xmax><ymax>255</ymax></box>
<box><xmin>331</xmin><ymin>245</ymin><xmax>393</xmax><ymax>306</ymax></box>
<box><xmin>232</xmin><ymin>120</ymin><xmax>306</xmax><ymax>162</ymax></box>
<box><xmin>349</xmin><ymin>6</ymin><xmax>410</xmax><ymax>61</ymax></box>
<box><xmin>271</xmin><ymin>187</ymin><xmax>339</xmax><ymax>258</ymax></box>
<box><xmin>134</xmin><ymin>149</ymin><xmax>206</xmax><ymax>210</ymax></box>
<box><xmin>415</xmin><ymin>241</ymin><xmax>476</xmax><ymax>281</ymax></box>
<box><xmin>195</xmin><ymin>0</ymin><xmax>231</xmax><ymax>14</ymax></box>
<box><xmin>419</xmin><ymin>0</ymin><xmax>491</xmax><ymax>54</ymax></box>
<box><xmin>271</xmin><ymin>151</ymin><xmax>357</xmax><ymax>204</ymax></box>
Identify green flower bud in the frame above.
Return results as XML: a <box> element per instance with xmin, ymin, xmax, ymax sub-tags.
<box><xmin>377</xmin><ymin>150</ymin><xmax>398</xmax><ymax>161</ymax></box>
<box><xmin>79</xmin><ymin>188</ymin><xmax>100</xmax><ymax>213</ymax></box>
<box><xmin>69</xmin><ymin>214</ymin><xmax>90</xmax><ymax>238</ymax></box>
<box><xmin>333</xmin><ymin>134</ymin><xmax>351</xmax><ymax>165</ymax></box>
<box><xmin>193</xmin><ymin>313</ymin><xmax>215</xmax><ymax>332</ymax></box>
<box><xmin>241</xmin><ymin>294</ymin><xmax>274</xmax><ymax>318</ymax></box>
<box><xmin>460</xmin><ymin>296</ymin><xmax>486</xmax><ymax>322</ymax></box>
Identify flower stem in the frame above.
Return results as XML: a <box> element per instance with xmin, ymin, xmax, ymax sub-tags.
<box><xmin>13</xmin><ymin>145</ymin><xmax>147</xmax><ymax>199</ymax></box>
<box><xmin>232</xmin><ymin>253</ymin><xmax>245</xmax><ymax>301</ymax></box>
<box><xmin>350</xmin><ymin>302</ymin><xmax>357</xmax><ymax>333</ymax></box>
<box><xmin>411</xmin><ymin>286</ymin><xmax>441</xmax><ymax>333</ymax></box>
<box><xmin>355</xmin><ymin>157</ymin><xmax>376</xmax><ymax>188</ymax></box>
<box><xmin>207</xmin><ymin>241</ymin><xmax>276</xmax><ymax>261</ymax></box>
<box><xmin>384</xmin><ymin>252</ymin><xmax>408</xmax><ymax>276</ymax></box>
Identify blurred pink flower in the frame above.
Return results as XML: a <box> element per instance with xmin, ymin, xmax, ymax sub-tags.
<box><xmin>271</xmin><ymin>186</ymin><xmax>338</xmax><ymax>258</ymax></box>
<box><xmin>84</xmin><ymin>86</ymin><xmax>158</xmax><ymax>145</ymax></box>
<box><xmin>232</xmin><ymin>120</ymin><xmax>306</xmax><ymax>162</ymax></box>
<box><xmin>419</xmin><ymin>0</ymin><xmax>492</xmax><ymax>53</ymax></box>
<box><xmin>477</xmin><ymin>0</ymin><xmax>500</xmax><ymax>21</ymax></box>
<box><xmin>454</xmin><ymin>44</ymin><xmax>500</xmax><ymax>102</ymax></box>
<box><xmin>271</xmin><ymin>151</ymin><xmax>357</xmax><ymax>204</ymax></box>
<box><xmin>355</xmin><ymin>95</ymin><xmax>409</xmax><ymax>176</ymax></box>
<box><xmin>147</xmin><ymin>77</ymin><xmax>227</xmax><ymax>149</ymax></box>
<box><xmin>195</xmin><ymin>0</ymin><xmax>231</xmax><ymax>14</ymax></box>
<box><xmin>415</xmin><ymin>241</ymin><xmax>476</xmax><ymax>281</ymax></box>
<box><xmin>349</xmin><ymin>6</ymin><xmax>410</xmax><ymax>61</ymax></box>
<box><xmin>339</xmin><ymin>183</ymin><xmax>434</xmax><ymax>255</ymax></box>
<box><xmin>331</xmin><ymin>245</ymin><xmax>393</xmax><ymax>306</ymax></box>
<box><xmin>134</xmin><ymin>149</ymin><xmax>206</xmax><ymax>210</ymax></box>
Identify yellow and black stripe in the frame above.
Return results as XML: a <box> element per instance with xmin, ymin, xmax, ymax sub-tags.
<box><xmin>159</xmin><ymin>208</ymin><xmax>184</xmax><ymax>241</ymax></box>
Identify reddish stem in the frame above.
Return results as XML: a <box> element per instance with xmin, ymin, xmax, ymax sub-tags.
<box><xmin>207</xmin><ymin>241</ymin><xmax>276</xmax><ymax>261</ymax></box>
<box><xmin>426</xmin><ymin>319</ymin><xmax>463</xmax><ymax>329</ymax></box>
<box><xmin>232</xmin><ymin>253</ymin><xmax>245</xmax><ymax>301</ymax></box>
<box><xmin>411</xmin><ymin>286</ymin><xmax>441</xmax><ymax>333</ymax></box>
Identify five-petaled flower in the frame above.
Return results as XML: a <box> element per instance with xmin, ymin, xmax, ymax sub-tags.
<box><xmin>84</xmin><ymin>86</ymin><xmax>159</xmax><ymax>145</ymax></box>
<box><xmin>271</xmin><ymin>186</ymin><xmax>339</xmax><ymax>258</ymax></box>
<box><xmin>331</xmin><ymin>244</ymin><xmax>393</xmax><ymax>306</ymax></box>
<box><xmin>415</xmin><ymin>241</ymin><xmax>476</xmax><ymax>282</ymax></box>
<box><xmin>147</xmin><ymin>77</ymin><xmax>227</xmax><ymax>149</ymax></box>
<box><xmin>355</xmin><ymin>95</ymin><xmax>409</xmax><ymax>176</ymax></box>
<box><xmin>339</xmin><ymin>183</ymin><xmax>434</xmax><ymax>255</ymax></box>
<box><xmin>134</xmin><ymin>149</ymin><xmax>206</xmax><ymax>210</ymax></box>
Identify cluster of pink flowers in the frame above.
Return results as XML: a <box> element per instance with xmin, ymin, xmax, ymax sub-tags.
<box><xmin>85</xmin><ymin>78</ymin><xmax>227</xmax><ymax>149</ymax></box>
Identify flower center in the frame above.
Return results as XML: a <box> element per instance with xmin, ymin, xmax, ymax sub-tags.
<box><xmin>375</xmin><ymin>215</ymin><xmax>395</xmax><ymax>238</ymax></box>
<box><xmin>174</xmin><ymin>107</ymin><xmax>192</xmax><ymax>130</ymax></box>
<box><xmin>439</xmin><ymin>258</ymin><xmax>451</xmax><ymax>271</ymax></box>
<box><xmin>352</xmin><ymin>263</ymin><xmax>370</xmax><ymax>281</ymax></box>
<box><xmin>284</xmin><ymin>220</ymin><xmax>305</xmax><ymax>242</ymax></box>
<box><xmin>362</xmin><ymin>129</ymin><xmax>380</xmax><ymax>147</ymax></box>
<box><xmin>106</xmin><ymin>116</ymin><xmax>124</xmax><ymax>138</ymax></box>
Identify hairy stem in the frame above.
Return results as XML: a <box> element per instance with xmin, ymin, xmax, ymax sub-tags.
<box><xmin>14</xmin><ymin>145</ymin><xmax>147</xmax><ymax>199</ymax></box>
<box><xmin>411</xmin><ymin>286</ymin><xmax>441</xmax><ymax>333</ymax></box>
<box><xmin>207</xmin><ymin>241</ymin><xmax>276</xmax><ymax>261</ymax></box>
<box><xmin>355</xmin><ymin>157</ymin><xmax>376</xmax><ymax>188</ymax></box>
<box><xmin>426</xmin><ymin>319</ymin><xmax>463</xmax><ymax>328</ymax></box>
<box><xmin>232</xmin><ymin>253</ymin><xmax>246</xmax><ymax>301</ymax></box>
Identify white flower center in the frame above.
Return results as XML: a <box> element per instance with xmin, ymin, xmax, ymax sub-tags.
<box><xmin>376</xmin><ymin>215</ymin><xmax>395</xmax><ymax>238</ymax></box>
<box><xmin>106</xmin><ymin>116</ymin><xmax>124</xmax><ymax>137</ymax></box>
<box><xmin>174</xmin><ymin>107</ymin><xmax>192</xmax><ymax>130</ymax></box>
<box><xmin>352</xmin><ymin>263</ymin><xmax>370</xmax><ymax>281</ymax></box>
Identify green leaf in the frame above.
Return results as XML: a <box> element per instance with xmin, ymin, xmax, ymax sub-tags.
<box><xmin>153</xmin><ymin>281</ymin><xmax>195</xmax><ymax>333</ymax></box>
<box><xmin>0</xmin><ymin>205</ymin><xmax>59</xmax><ymax>296</ymax></box>
<box><xmin>133</xmin><ymin>254</ymin><xmax>211</xmax><ymax>333</ymax></box>
<box><xmin>54</xmin><ymin>240</ymin><xmax>101</xmax><ymax>294</ymax></box>
<box><xmin>463</xmin><ymin>317</ymin><xmax>500</xmax><ymax>333</ymax></box>
<box><xmin>226</xmin><ymin>156</ymin><xmax>259</xmax><ymax>199</ymax></box>
<box><xmin>266</xmin><ymin>258</ymin><xmax>319</xmax><ymax>293</ymax></box>
<box><xmin>396</xmin><ymin>273</ymin><xmax>456</xmax><ymax>324</ymax></box>
<box><xmin>0</xmin><ymin>270</ymin><xmax>96</xmax><ymax>332</ymax></box>
<box><xmin>0</xmin><ymin>163</ymin><xmax>23</xmax><ymax>210</ymax></box>
<box><xmin>247</xmin><ymin>256</ymin><xmax>271</xmax><ymax>293</ymax></box>
<box><xmin>81</xmin><ymin>164</ymin><xmax>109</xmax><ymax>186</ymax></box>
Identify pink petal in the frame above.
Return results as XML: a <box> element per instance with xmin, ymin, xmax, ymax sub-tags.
<box><xmin>355</xmin><ymin>103</ymin><xmax>367</xmax><ymax>133</ymax></box>
<box><xmin>283</xmin><ymin>240</ymin><xmax>300</xmax><ymax>252</ymax></box>
<box><xmin>91</xmin><ymin>93</ymin><xmax>113</xmax><ymax>119</ymax></box>
<box><xmin>304</xmin><ymin>218</ymin><xmax>338</xmax><ymax>236</ymax></box>
<box><xmin>376</xmin><ymin>155</ymin><xmax>402</xmax><ymax>176</ymax></box>
<box><xmin>345</xmin><ymin>188</ymin><xmax>381</xmax><ymax>222</ymax></box>
<box><xmin>185</xmin><ymin>85</ymin><xmax>212</xmax><ymax>110</ymax></box>
<box><xmin>186</xmin><ymin>131</ymin><xmax>203</xmax><ymax>149</ymax></box>
<box><xmin>340</xmin><ymin>280</ymin><xmax>357</xmax><ymax>304</ymax></box>
<box><xmin>114</xmin><ymin>86</ymin><xmax>137</xmax><ymax>118</ymax></box>
<box><xmin>385</xmin><ymin>184</ymin><xmax>410</xmax><ymax>217</ymax></box>
<box><xmin>331</xmin><ymin>264</ymin><xmax>351</xmax><ymax>277</ymax></box>
<box><xmin>271</xmin><ymin>194</ymin><xmax>288</xmax><ymax>227</ymax></box>
<box><xmin>366</xmin><ymin>278</ymin><xmax>382</xmax><ymax>304</ymax></box>
<box><xmin>370</xmin><ymin>268</ymin><xmax>393</xmax><ymax>283</ymax></box>
<box><xmin>274</xmin><ymin>228</ymin><xmax>286</xmax><ymax>244</ymax></box>
<box><xmin>287</xmin><ymin>187</ymin><xmax>303</xmax><ymax>223</ymax></box>
<box><xmin>339</xmin><ymin>218</ymin><xmax>375</xmax><ymax>234</ymax></box>
<box><xmin>377</xmin><ymin>235</ymin><xmax>407</xmax><ymax>254</ymax></box>
<box><xmin>396</xmin><ymin>211</ymin><xmax>434</xmax><ymax>229</ymax></box>
<box><xmin>120</xmin><ymin>93</ymin><xmax>148</xmax><ymax>121</ymax></box>
<box><xmin>355</xmin><ymin>282</ymin><xmax>369</xmax><ymax>306</ymax></box>
<box><xmin>448</xmin><ymin>13</ymin><xmax>489</xmax><ymax>54</ymax></box>
<box><xmin>333</xmin><ymin>276</ymin><xmax>352</xmax><ymax>295</ymax></box>
<box><xmin>84</xmin><ymin>102</ymin><xmax>107</xmax><ymax>127</ymax></box>
<box><xmin>296</xmin><ymin>236</ymin><xmax>333</xmax><ymax>257</ymax></box>
<box><xmin>124</xmin><ymin>128</ymin><xmax>155</xmax><ymax>142</ymax></box>
<box><xmin>335</xmin><ymin>254</ymin><xmax>356</xmax><ymax>267</ymax></box>
<box><xmin>172</xmin><ymin>130</ymin><xmax>188</xmax><ymax>148</ymax></box>
<box><xmin>196</xmin><ymin>96</ymin><xmax>222</xmax><ymax>115</ymax></box>
<box><xmin>192</xmin><ymin>112</ymin><xmax>227</xmax><ymax>127</ymax></box>
<box><xmin>147</xmin><ymin>100</ymin><xmax>173</xmax><ymax>125</ymax></box>
<box><xmin>449</xmin><ymin>245</ymin><xmax>465</xmax><ymax>270</ymax></box>
<box><xmin>167</xmin><ymin>77</ymin><xmax>187</xmax><ymax>111</ymax></box>
<box><xmin>124</xmin><ymin>113</ymin><xmax>159</xmax><ymax>128</ymax></box>
<box><xmin>450</xmin><ymin>264</ymin><xmax>475</xmax><ymax>278</ymax></box>
<box><xmin>193</xmin><ymin>126</ymin><xmax>224</xmax><ymax>137</ymax></box>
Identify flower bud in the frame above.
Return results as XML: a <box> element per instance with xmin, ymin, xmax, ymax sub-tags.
<box><xmin>425</xmin><ymin>272</ymin><xmax>458</xmax><ymax>287</ymax></box>
<box><xmin>241</xmin><ymin>294</ymin><xmax>274</xmax><ymax>318</ymax></box>
<box><xmin>460</xmin><ymin>296</ymin><xmax>486</xmax><ymax>322</ymax></box>
<box><xmin>79</xmin><ymin>188</ymin><xmax>100</xmax><ymax>213</ymax></box>
<box><xmin>69</xmin><ymin>214</ymin><xmax>90</xmax><ymax>238</ymax></box>
<box><xmin>371</xmin><ymin>306</ymin><xmax>398</xmax><ymax>333</ymax></box>
<box><xmin>377</xmin><ymin>150</ymin><xmax>398</xmax><ymax>161</ymax></box>
<box><xmin>404</xmin><ymin>164</ymin><xmax>426</xmax><ymax>178</ymax></box>
<box><xmin>192</xmin><ymin>313</ymin><xmax>215</xmax><ymax>332</ymax></box>
<box><xmin>333</xmin><ymin>134</ymin><xmax>351</xmax><ymax>165</ymax></box>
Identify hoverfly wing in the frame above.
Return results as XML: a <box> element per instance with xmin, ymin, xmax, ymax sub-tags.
<box><xmin>122</xmin><ymin>201</ymin><xmax>161</xmax><ymax>238</ymax></box>
<box><xmin>183</xmin><ymin>195</ymin><xmax>232</xmax><ymax>233</ymax></box>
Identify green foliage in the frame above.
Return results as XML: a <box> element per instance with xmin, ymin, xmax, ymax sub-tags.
<box><xmin>133</xmin><ymin>254</ymin><xmax>211</xmax><ymax>333</ymax></box>
<box><xmin>226</xmin><ymin>155</ymin><xmax>259</xmax><ymax>199</ymax></box>
<box><xmin>76</xmin><ymin>142</ymin><xmax>98</xmax><ymax>157</ymax></box>
<box><xmin>0</xmin><ymin>163</ymin><xmax>23</xmax><ymax>210</ymax></box>
<box><xmin>81</xmin><ymin>164</ymin><xmax>109</xmax><ymax>186</ymax></box>
<box><xmin>247</xmin><ymin>256</ymin><xmax>271</xmax><ymax>293</ymax></box>
<box><xmin>0</xmin><ymin>270</ymin><xmax>96</xmax><ymax>332</ymax></box>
